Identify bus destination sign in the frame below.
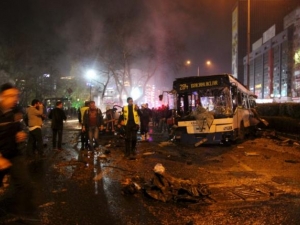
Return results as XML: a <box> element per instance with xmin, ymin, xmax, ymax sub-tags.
<box><xmin>179</xmin><ymin>80</ymin><xmax>219</xmax><ymax>91</ymax></box>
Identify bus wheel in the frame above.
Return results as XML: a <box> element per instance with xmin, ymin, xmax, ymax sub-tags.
<box><xmin>239</xmin><ymin>121</ymin><xmax>245</xmax><ymax>140</ymax></box>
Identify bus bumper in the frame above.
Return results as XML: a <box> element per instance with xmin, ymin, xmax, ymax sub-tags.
<box><xmin>180</xmin><ymin>131</ymin><xmax>234</xmax><ymax>145</ymax></box>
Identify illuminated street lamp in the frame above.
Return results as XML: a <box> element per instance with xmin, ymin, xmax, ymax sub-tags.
<box><xmin>197</xmin><ymin>60</ymin><xmax>212</xmax><ymax>76</ymax></box>
<box><xmin>86</xmin><ymin>69</ymin><xmax>96</xmax><ymax>101</ymax></box>
<box><xmin>246</xmin><ymin>0</ymin><xmax>251</xmax><ymax>87</ymax></box>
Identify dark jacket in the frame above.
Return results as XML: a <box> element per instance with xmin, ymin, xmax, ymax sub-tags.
<box><xmin>83</xmin><ymin>108</ymin><xmax>104</xmax><ymax>128</ymax></box>
<box><xmin>0</xmin><ymin>107</ymin><xmax>23</xmax><ymax>159</ymax></box>
<box><xmin>48</xmin><ymin>107</ymin><xmax>67</xmax><ymax>129</ymax></box>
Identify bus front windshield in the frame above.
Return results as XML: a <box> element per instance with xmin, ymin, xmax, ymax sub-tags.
<box><xmin>199</xmin><ymin>87</ymin><xmax>233</xmax><ymax>118</ymax></box>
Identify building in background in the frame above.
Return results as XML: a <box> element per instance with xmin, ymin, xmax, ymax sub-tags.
<box><xmin>242</xmin><ymin>6</ymin><xmax>300</xmax><ymax>102</ymax></box>
<box><xmin>232</xmin><ymin>0</ymin><xmax>299</xmax><ymax>86</ymax></box>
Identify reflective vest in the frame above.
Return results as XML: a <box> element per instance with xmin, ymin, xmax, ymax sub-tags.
<box><xmin>123</xmin><ymin>104</ymin><xmax>140</xmax><ymax>125</ymax></box>
<box><xmin>80</xmin><ymin>106</ymin><xmax>89</xmax><ymax>123</ymax></box>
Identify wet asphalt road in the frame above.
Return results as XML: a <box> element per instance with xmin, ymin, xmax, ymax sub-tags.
<box><xmin>25</xmin><ymin>121</ymin><xmax>161</xmax><ymax>224</ymax></box>
<box><xmin>0</xmin><ymin>119</ymin><xmax>165</xmax><ymax>225</ymax></box>
<box><xmin>1</xmin><ymin>119</ymin><xmax>300</xmax><ymax>224</ymax></box>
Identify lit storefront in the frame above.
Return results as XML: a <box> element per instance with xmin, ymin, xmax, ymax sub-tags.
<box><xmin>242</xmin><ymin>7</ymin><xmax>300</xmax><ymax>102</ymax></box>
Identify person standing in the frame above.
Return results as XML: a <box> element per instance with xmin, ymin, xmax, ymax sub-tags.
<box><xmin>120</xmin><ymin>97</ymin><xmax>141</xmax><ymax>159</ymax></box>
<box><xmin>26</xmin><ymin>99</ymin><xmax>45</xmax><ymax>158</ymax></box>
<box><xmin>0</xmin><ymin>83</ymin><xmax>38</xmax><ymax>220</ymax></box>
<box><xmin>48</xmin><ymin>101</ymin><xmax>67</xmax><ymax>151</ymax></box>
<box><xmin>105</xmin><ymin>106</ymin><xmax>116</xmax><ymax>133</ymax></box>
<box><xmin>140</xmin><ymin>103</ymin><xmax>152</xmax><ymax>140</ymax></box>
<box><xmin>78</xmin><ymin>101</ymin><xmax>89</xmax><ymax>150</ymax></box>
<box><xmin>82</xmin><ymin>101</ymin><xmax>104</xmax><ymax>151</ymax></box>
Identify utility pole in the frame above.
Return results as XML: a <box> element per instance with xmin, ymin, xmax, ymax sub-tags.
<box><xmin>246</xmin><ymin>0</ymin><xmax>251</xmax><ymax>88</ymax></box>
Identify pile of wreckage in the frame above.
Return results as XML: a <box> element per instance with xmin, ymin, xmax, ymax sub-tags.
<box><xmin>122</xmin><ymin>163</ymin><xmax>211</xmax><ymax>203</ymax></box>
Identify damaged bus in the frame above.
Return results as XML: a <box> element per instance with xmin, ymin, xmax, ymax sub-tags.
<box><xmin>171</xmin><ymin>74</ymin><xmax>267</xmax><ymax>146</ymax></box>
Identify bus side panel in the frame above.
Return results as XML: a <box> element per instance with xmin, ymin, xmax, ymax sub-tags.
<box><xmin>212</xmin><ymin>118</ymin><xmax>233</xmax><ymax>125</ymax></box>
<box><xmin>233</xmin><ymin>108</ymin><xmax>252</xmax><ymax>129</ymax></box>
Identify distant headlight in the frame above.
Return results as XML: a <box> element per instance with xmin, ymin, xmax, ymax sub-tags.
<box><xmin>223</xmin><ymin>126</ymin><xmax>232</xmax><ymax>131</ymax></box>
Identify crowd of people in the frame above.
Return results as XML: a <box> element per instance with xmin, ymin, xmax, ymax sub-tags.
<box><xmin>77</xmin><ymin>100</ymin><xmax>175</xmax><ymax>155</ymax></box>
<box><xmin>0</xmin><ymin>82</ymin><xmax>176</xmax><ymax>221</ymax></box>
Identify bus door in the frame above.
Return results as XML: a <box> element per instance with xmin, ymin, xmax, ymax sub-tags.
<box><xmin>177</xmin><ymin>92</ymin><xmax>199</xmax><ymax>116</ymax></box>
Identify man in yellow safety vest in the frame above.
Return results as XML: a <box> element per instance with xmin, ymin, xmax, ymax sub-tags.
<box><xmin>120</xmin><ymin>97</ymin><xmax>141</xmax><ymax>159</ymax></box>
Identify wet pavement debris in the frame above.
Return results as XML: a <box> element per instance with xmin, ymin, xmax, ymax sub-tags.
<box><xmin>244</xmin><ymin>152</ymin><xmax>260</xmax><ymax>156</ymax></box>
<box><xmin>143</xmin><ymin>164</ymin><xmax>211</xmax><ymax>203</ymax></box>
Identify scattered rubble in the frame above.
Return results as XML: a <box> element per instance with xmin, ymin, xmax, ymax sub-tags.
<box><xmin>158</xmin><ymin>141</ymin><xmax>175</xmax><ymax>147</ymax></box>
<box><xmin>0</xmin><ymin>157</ymin><xmax>12</xmax><ymax>170</ymax></box>
<box><xmin>194</xmin><ymin>138</ymin><xmax>207</xmax><ymax>147</ymax></box>
<box><xmin>244</xmin><ymin>152</ymin><xmax>260</xmax><ymax>156</ymax></box>
<box><xmin>39</xmin><ymin>202</ymin><xmax>55</xmax><ymax>208</ymax></box>
<box><xmin>142</xmin><ymin>152</ymin><xmax>155</xmax><ymax>156</ymax></box>
<box><xmin>145</xmin><ymin>164</ymin><xmax>210</xmax><ymax>203</ymax></box>
<box><xmin>284</xmin><ymin>160</ymin><xmax>299</xmax><ymax>164</ymax></box>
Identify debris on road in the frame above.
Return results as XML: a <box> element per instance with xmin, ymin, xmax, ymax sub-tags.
<box><xmin>52</xmin><ymin>189</ymin><xmax>67</xmax><ymax>193</ymax></box>
<box><xmin>284</xmin><ymin>159</ymin><xmax>299</xmax><ymax>164</ymax></box>
<box><xmin>194</xmin><ymin>138</ymin><xmax>207</xmax><ymax>147</ymax></box>
<box><xmin>144</xmin><ymin>164</ymin><xmax>211</xmax><ymax>203</ymax></box>
<box><xmin>39</xmin><ymin>202</ymin><xmax>55</xmax><ymax>208</ymax></box>
<box><xmin>158</xmin><ymin>141</ymin><xmax>175</xmax><ymax>147</ymax></box>
<box><xmin>0</xmin><ymin>156</ymin><xmax>12</xmax><ymax>170</ymax></box>
<box><xmin>98</xmin><ymin>153</ymin><xmax>107</xmax><ymax>159</ymax></box>
<box><xmin>244</xmin><ymin>152</ymin><xmax>260</xmax><ymax>156</ymax></box>
<box><xmin>142</xmin><ymin>152</ymin><xmax>155</xmax><ymax>156</ymax></box>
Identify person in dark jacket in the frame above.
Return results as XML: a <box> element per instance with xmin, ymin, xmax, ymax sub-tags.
<box><xmin>78</xmin><ymin>101</ymin><xmax>89</xmax><ymax>150</ymax></box>
<box><xmin>140</xmin><ymin>103</ymin><xmax>152</xmax><ymax>140</ymax></box>
<box><xmin>82</xmin><ymin>101</ymin><xmax>104</xmax><ymax>151</ymax></box>
<box><xmin>0</xmin><ymin>83</ymin><xmax>39</xmax><ymax>219</ymax></box>
<box><xmin>48</xmin><ymin>101</ymin><xmax>67</xmax><ymax>151</ymax></box>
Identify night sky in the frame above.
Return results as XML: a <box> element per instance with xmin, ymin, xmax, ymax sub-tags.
<box><xmin>0</xmin><ymin>0</ymin><xmax>237</xmax><ymax>87</ymax></box>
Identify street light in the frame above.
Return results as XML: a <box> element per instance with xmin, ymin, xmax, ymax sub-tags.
<box><xmin>86</xmin><ymin>69</ymin><xmax>96</xmax><ymax>101</ymax></box>
<box><xmin>246</xmin><ymin>0</ymin><xmax>251</xmax><ymax>88</ymax></box>
<box><xmin>197</xmin><ymin>60</ymin><xmax>212</xmax><ymax>76</ymax></box>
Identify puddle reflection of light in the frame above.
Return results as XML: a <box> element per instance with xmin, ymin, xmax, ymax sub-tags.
<box><xmin>102</xmin><ymin>176</ymin><xmax>113</xmax><ymax>192</ymax></box>
<box><xmin>94</xmin><ymin>168</ymin><xmax>99</xmax><ymax>195</ymax></box>
<box><xmin>92</xmin><ymin>162</ymin><xmax>117</xmax><ymax>216</ymax></box>
<box><xmin>65</xmin><ymin>119</ymin><xmax>79</xmax><ymax>123</ymax></box>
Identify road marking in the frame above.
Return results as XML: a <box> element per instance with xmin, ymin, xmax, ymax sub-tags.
<box><xmin>229</xmin><ymin>155</ymin><xmax>253</xmax><ymax>171</ymax></box>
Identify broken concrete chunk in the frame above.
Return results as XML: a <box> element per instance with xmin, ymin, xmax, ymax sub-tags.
<box><xmin>244</xmin><ymin>152</ymin><xmax>260</xmax><ymax>156</ymax></box>
<box><xmin>284</xmin><ymin>160</ymin><xmax>299</xmax><ymax>164</ymax></box>
<box><xmin>98</xmin><ymin>154</ymin><xmax>107</xmax><ymax>159</ymax></box>
<box><xmin>153</xmin><ymin>163</ymin><xmax>165</xmax><ymax>174</ymax></box>
<box><xmin>143</xmin><ymin>152</ymin><xmax>155</xmax><ymax>156</ymax></box>
<box><xmin>194</xmin><ymin>138</ymin><xmax>207</xmax><ymax>147</ymax></box>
